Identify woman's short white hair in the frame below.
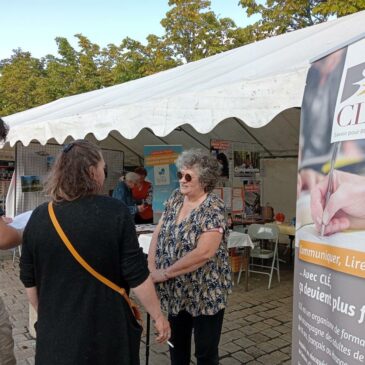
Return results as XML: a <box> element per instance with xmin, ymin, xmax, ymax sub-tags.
<box><xmin>175</xmin><ymin>149</ymin><xmax>221</xmax><ymax>192</ymax></box>
<box><xmin>125</xmin><ymin>172</ymin><xmax>140</xmax><ymax>184</ymax></box>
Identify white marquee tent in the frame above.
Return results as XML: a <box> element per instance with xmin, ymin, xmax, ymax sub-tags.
<box><xmin>3</xmin><ymin>10</ymin><xmax>365</xmax><ymax>166</ymax></box>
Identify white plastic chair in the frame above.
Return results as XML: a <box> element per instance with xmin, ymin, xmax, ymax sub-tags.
<box><xmin>248</xmin><ymin>224</ymin><xmax>280</xmax><ymax>289</ymax></box>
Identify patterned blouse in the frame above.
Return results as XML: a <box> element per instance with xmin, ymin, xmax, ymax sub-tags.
<box><xmin>155</xmin><ymin>189</ymin><xmax>232</xmax><ymax>316</ymax></box>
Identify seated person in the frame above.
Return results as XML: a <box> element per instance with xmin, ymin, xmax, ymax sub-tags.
<box><xmin>112</xmin><ymin>172</ymin><xmax>145</xmax><ymax>215</ymax></box>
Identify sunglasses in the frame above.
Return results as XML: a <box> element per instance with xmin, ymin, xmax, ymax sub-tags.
<box><xmin>177</xmin><ymin>171</ymin><xmax>192</xmax><ymax>182</ymax></box>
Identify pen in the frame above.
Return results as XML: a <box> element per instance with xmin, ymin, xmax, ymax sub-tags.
<box><xmin>321</xmin><ymin>142</ymin><xmax>341</xmax><ymax>236</ymax></box>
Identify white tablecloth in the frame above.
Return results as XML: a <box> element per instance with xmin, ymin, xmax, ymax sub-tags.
<box><xmin>227</xmin><ymin>231</ymin><xmax>254</xmax><ymax>249</ymax></box>
<box><xmin>138</xmin><ymin>230</ymin><xmax>254</xmax><ymax>254</ymax></box>
<box><xmin>138</xmin><ymin>233</ymin><xmax>153</xmax><ymax>254</ymax></box>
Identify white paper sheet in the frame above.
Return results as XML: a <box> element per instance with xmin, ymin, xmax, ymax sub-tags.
<box><xmin>9</xmin><ymin>210</ymin><xmax>33</xmax><ymax>230</ymax></box>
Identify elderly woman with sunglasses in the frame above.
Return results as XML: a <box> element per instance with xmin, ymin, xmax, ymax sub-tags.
<box><xmin>19</xmin><ymin>140</ymin><xmax>170</xmax><ymax>365</ymax></box>
<box><xmin>148</xmin><ymin>149</ymin><xmax>232</xmax><ymax>365</ymax></box>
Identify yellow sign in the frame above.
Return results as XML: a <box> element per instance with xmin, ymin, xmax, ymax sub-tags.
<box><xmin>299</xmin><ymin>240</ymin><xmax>365</xmax><ymax>279</ymax></box>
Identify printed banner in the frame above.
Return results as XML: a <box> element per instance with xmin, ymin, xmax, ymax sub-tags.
<box><xmin>293</xmin><ymin>37</ymin><xmax>365</xmax><ymax>365</ymax></box>
<box><xmin>144</xmin><ymin>145</ymin><xmax>182</xmax><ymax>213</ymax></box>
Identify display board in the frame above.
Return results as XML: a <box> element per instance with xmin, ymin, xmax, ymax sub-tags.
<box><xmin>144</xmin><ymin>145</ymin><xmax>182</xmax><ymax>215</ymax></box>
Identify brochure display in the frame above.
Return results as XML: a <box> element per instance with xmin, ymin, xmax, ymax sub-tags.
<box><xmin>292</xmin><ymin>37</ymin><xmax>365</xmax><ymax>365</ymax></box>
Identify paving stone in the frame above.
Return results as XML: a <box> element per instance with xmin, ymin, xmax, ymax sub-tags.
<box><xmin>263</xmin><ymin>318</ymin><xmax>282</xmax><ymax>327</ymax></box>
<box><xmin>239</xmin><ymin>325</ymin><xmax>261</xmax><ymax>336</ymax></box>
<box><xmin>232</xmin><ymin>350</ymin><xmax>254</xmax><ymax>363</ymax></box>
<box><xmin>245</xmin><ymin>314</ymin><xmax>265</xmax><ymax>323</ymax></box>
<box><xmin>261</xmin><ymin>328</ymin><xmax>281</xmax><ymax>339</ymax></box>
<box><xmin>281</xmin><ymin>345</ymin><xmax>292</xmax><ymax>355</ymax></box>
<box><xmin>219</xmin><ymin>356</ymin><xmax>244</xmax><ymax>364</ymax></box>
<box><xmin>233</xmin><ymin>337</ymin><xmax>256</xmax><ymax>349</ymax></box>
<box><xmin>266</xmin><ymin>337</ymin><xmax>290</xmax><ymax>349</ymax></box>
<box><xmin>257</xmin><ymin>350</ymin><xmax>290</xmax><ymax>365</ymax></box>
<box><xmin>223</xmin><ymin>320</ymin><xmax>243</xmax><ymax>331</ymax></box>
<box><xmin>256</xmin><ymin>341</ymin><xmax>278</xmax><ymax>354</ymax></box>
<box><xmin>247</xmin><ymin>332</ymin><xmax>270</xmax><ymax>344</ymax></box>
<box><xmin>245</xmin><ymin>345</ymin><xmax>267</xmax><ymax>358</ymax></box>
<box><xmin>219</xmin><ymin>341</ymin><xmax>241</xmax><ymax>354</ymax></box>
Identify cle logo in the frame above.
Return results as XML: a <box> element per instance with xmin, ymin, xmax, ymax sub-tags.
<box><xmin>340</xmin><ymin>62</ymin><xmax>365</xmax><ymax>102</ymax></box>
<box><xmin>336</xmin><ymin>62</ymin><xmax>365</xmax><ymax>127</ymax></box>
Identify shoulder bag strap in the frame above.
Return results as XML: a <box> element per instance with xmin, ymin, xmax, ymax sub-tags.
<box><xmin>48</xmin><ymin>201</ymin><xmax>141</xmax><ymax>322</ymax></box>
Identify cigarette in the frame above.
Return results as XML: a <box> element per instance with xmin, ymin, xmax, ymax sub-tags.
<box><xmin>167</xmin><ymin>340</ymin><xmax>174</xmax><ymax>348</ymax></box>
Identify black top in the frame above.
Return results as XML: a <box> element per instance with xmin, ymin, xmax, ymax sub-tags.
<box><xmin>20</xmin><ymin>195</ymin><xmax>149</xmax><ymax>365</ymax></box>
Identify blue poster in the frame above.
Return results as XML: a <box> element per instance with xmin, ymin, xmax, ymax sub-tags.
<box><xmin>144</xmin><ymin>145</ymin><xmax>183</xmax><ymax>213</ymax></box>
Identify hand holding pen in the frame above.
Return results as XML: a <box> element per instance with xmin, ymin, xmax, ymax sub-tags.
<box><xmin>311</xmin><ymin>170</ymin><xmax>365</xmax><ymax>236</ymax></box>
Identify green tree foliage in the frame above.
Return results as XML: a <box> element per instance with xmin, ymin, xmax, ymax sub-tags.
<box><xmin>45</xmin><ymin>35</ymin><xmax>102</xmax><ymax>98</ymax></box>
<box><xmin>115</xmin><ymin>35</ymin><xmax>179</xmax><ymax>83</ymax></box>
<box><xmin>239</xmin><ymin>0</ymin><xmax>365</xmax><ymax>39</ymax></box>
<box><xmin>0</xmin><ymin>50</ymin><xmax>50</xmax><ymax>115</ymax></box>
<box><xmin>161</xmin><ymin>0</ymin><xmax>237</xmax><ymax>62</ymax></box>
<box><xmin>315</xmin><ymin>0</ymin><xmax>365</xmax><ymax>17</ymax></box>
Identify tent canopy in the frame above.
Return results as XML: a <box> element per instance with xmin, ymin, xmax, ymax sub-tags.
<box><xmin>4</xmin><ymin>11</ymin><xmax>365</xmax><ymax>165</ymax></box>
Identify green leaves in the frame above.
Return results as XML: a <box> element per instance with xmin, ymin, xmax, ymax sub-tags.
<box><xmin>238</xmin><ymin>0</ymin><xmax>365</xmax><ymax>38</ymax></box>
<box><xmin>161</xmin><ymin>0</ymin><xmax>237</xmax><ymax>62</ymax></box>
<box><xmin>0</xmin><ymin>50</ymin><xmax>49</xmax><ymax>115</ymax></box>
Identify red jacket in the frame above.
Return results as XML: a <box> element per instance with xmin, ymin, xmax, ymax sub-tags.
<box><xmin>132</xmin><ymin>181</ymin><xmax>153</xmax><ymax>220</ymax></box>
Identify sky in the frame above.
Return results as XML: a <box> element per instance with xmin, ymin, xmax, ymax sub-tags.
<box><xmin>0</xmin><ymin>0</ymin><xmax>259</xmax><ymax>60</ymax></box>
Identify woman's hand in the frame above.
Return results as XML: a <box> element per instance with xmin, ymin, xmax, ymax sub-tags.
<box><xmin>311</xmin><ymin>170</ymin><xmax>365</xmax><ymax>235</ymax></box>
<box><xmin>150</xmin><ymin>269</ymin><xmax>169</xmax><ymax>283</ymax></box>
<box><xmin>1</xmin><ymin>216</ymin><xmax>13</xmax><ymax>224</ymax></box>
<box><xmin>153</xmin><ymin>313</ymin><xmax>171</xmax><ymax>344</ymax></box>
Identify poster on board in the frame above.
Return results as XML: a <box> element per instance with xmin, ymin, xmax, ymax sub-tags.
<box><xmin>292</xmin><ymin>37</ymin><xmax>365</xmax><ymax>365</ymax></box>
<box><xmin>210</xmin><ymin>139</ymin><xmax>231</xmax><ymax>179</ymax></box>
<box><xmin>231</xmin><ymin>187</ymin><xmax>244</xmax><ymax>213</ymax></box>
<box><xmin>243</xmin><ymin>179</ymin><xmax>261</xmax><ymax>217</ymax></box>
<box><xmin>20</xmin><ymin>176</ymin><xmax>43</xmax><ymax>192</ymax></box>
<box><xmin>144</xmin><ymin>145</ymin><xmax>182</xmax><ymax>213</ymax></box>
<box><xmin>233</xmin><ymin>150</ymin><xmax>260</xmax><ymax>177</ymax></box>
